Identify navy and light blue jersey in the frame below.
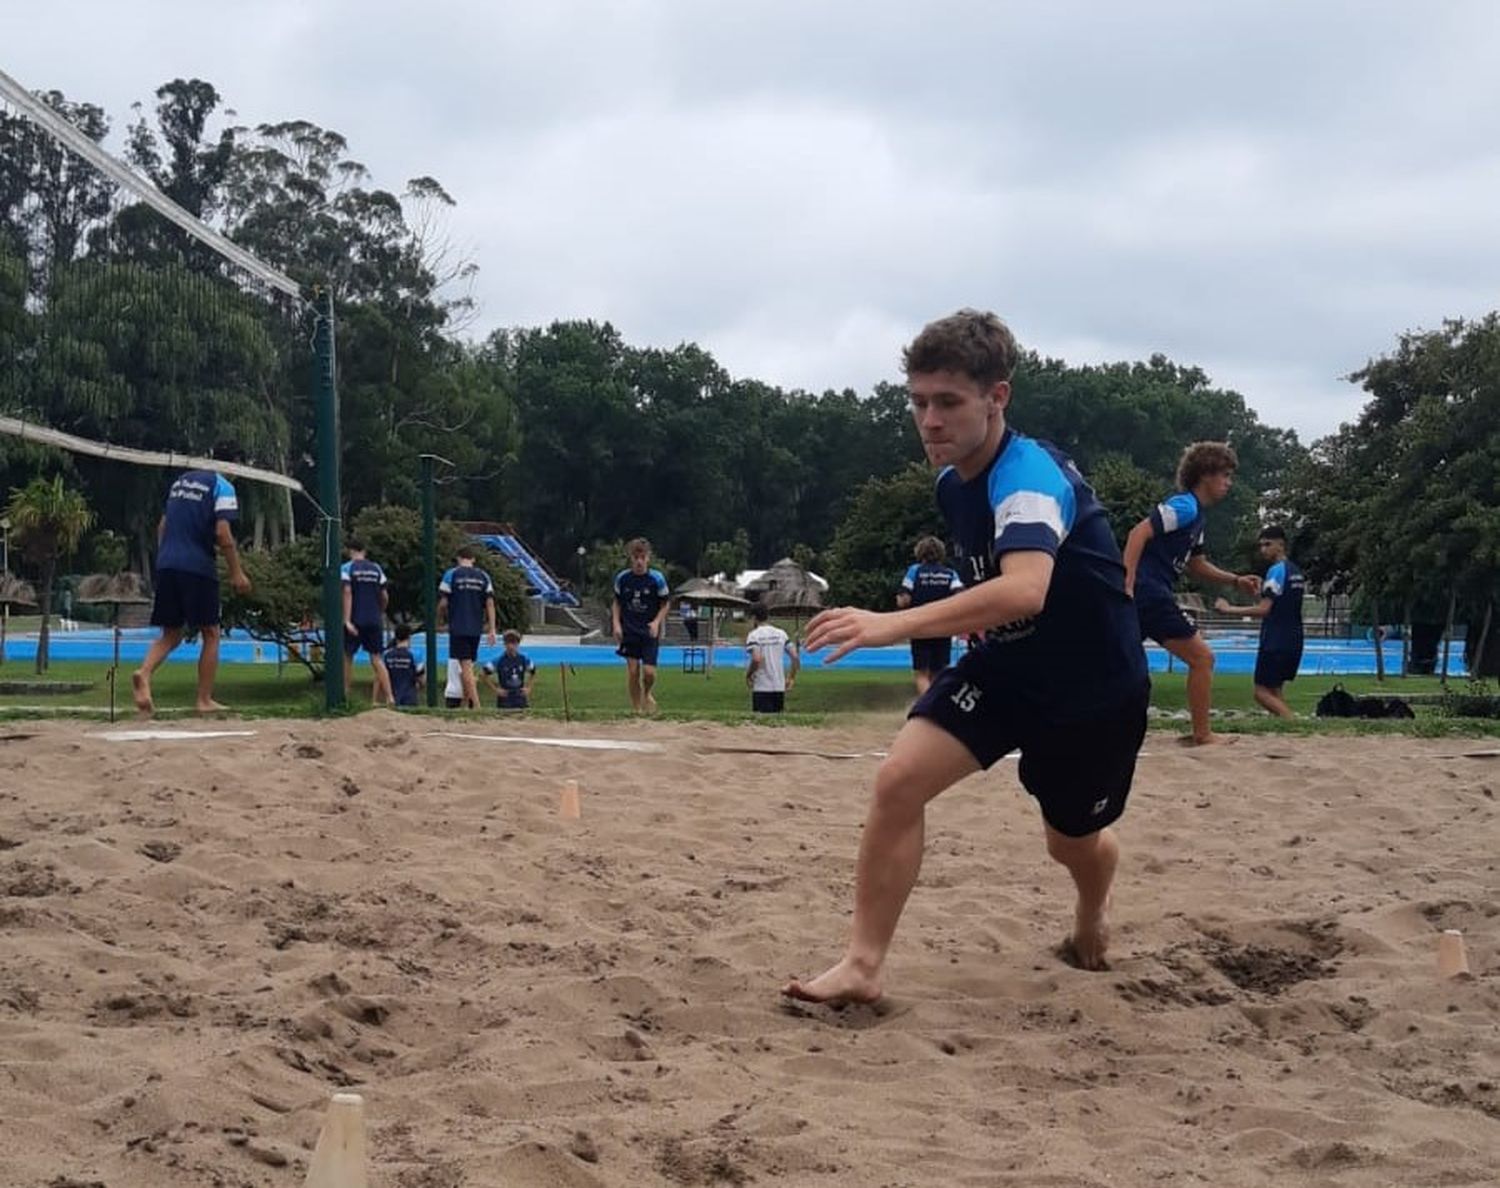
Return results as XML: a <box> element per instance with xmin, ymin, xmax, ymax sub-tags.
<box><xmin>383</xmin><ymin>644</ymin><xmax>422</xmax><ymax>705</ymax></box>
<box><xmin>156</xmin><ymin>470</ymin><xmax>237</xmax><ymax>577</ymax></box>
<box><xmin>936</xmin><ymin>430</ymin><xmax>1147</xmax><ymax>718</ymax></box>
<box><xmin>484</xmin><ymin>651</ymin><xmax>535</xmax><ymax>691</ymax></box>
<box><xmin>439</xmin><ymin>565</ymin><xmax>494</xmax><ymax>636</ymax></box>
<box><xmin>901</xmin><ymin>562</ymin><xmax>964</xmax><ymax>607</ymax></box>
<box><xmin>1137</xmin><ymin>491</ymin><xmax>1206</xmax><ymax>601</ymax></box>
<box><xmin>1259</xmin><ymin>559</ymin><xmax>1306</xmax><ymax>652</ymax></box>
<box><xmin>614</xmin><ymin>568</ymin><xmax>670</xmax><ymax>634</ymax></box>
<box><xmin>341</xmin><ymin>558</ymin><xmax>387</xmax><ymax>627</ymax></box>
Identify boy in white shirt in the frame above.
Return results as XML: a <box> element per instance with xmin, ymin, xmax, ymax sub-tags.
<box><xmin>745</xmin><ymin>604</ymin><xmax>800</xmax><ymax>713</ymax></box>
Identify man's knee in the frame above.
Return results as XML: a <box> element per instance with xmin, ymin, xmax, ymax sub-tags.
<box><xmin>1046</xmin><ymin>826</ymin><xmax>1102</xmax><ymax>865</ymax></box>
<box><xmin>871</xmin><ymin>752</ymin><xmax>934</xmax><ymax>816</ymax></box>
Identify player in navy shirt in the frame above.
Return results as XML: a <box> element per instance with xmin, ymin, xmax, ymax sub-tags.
<box><xmin>1216</xmin><ymin>525</ymin><xmax>1305</xmax><ymax>719</ymax></box>
<box><xmin>784</xmin><ymin>310</ymin><xmax>1149</xmax><ymax>1007</ymax></box>
<box><xmin>381</xmin><ymin>624</ymin><xmax>425</xmax><ymax>707</ymax></box>
<box><xmin>612</xmin><ymin>537</ymin><xmax>670</xmax><ymax>713</ymax></box>
<box><xmin>132</xmin><ymin>468</ymin><xmax>251</xmax><ymax>718</ymax></box>
<box><xmin>1122</xmin><ymin>442</ymin><xmax>1260</xmax><ymax>746</ymax></box>
<box><xmin>896</xmin><ymin>535</ymin><xmax>965</xmax><ymax>694</ymax></box>
<box><xmin>483</xmin><ymin>629</ymin><xmax>537</xmax><ymax>709</ymax></box>
<box><xmin>341</xmin><ymin>538</ymin><xmax>393</xmax><ymax>705</ymax></box>
<box><xmin>438</xmin><ymin>546</ymin><xmax>497</xmax><ymax>709</ymax></box>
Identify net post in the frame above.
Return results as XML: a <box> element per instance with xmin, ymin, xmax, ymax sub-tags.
<box><xmin>421</xmin><ymin>454</ymin><xmax>438</xmax><ymax>707</ymax></box>
<box><xmin>313</xmin><ymin>286</ymin><xmax>344</xmax><ymax>711</ymax></box>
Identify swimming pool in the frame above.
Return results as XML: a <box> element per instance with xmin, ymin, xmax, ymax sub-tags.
<box><xmin>4</xmin><ymin>628</ymin><xmax>1464</xmax><ymax>678</ymax></box>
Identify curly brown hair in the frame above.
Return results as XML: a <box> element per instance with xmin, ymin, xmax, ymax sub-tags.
<box><xmin>914</xmin><ymin>535</ymin><xmax>946</xmax><ymax>564</ymax></box>
<box><xmin>902</xmin><ymin>309</ymin><xmax>1019</xmax><ymax>387</ymax></box>
<box><xmin>1176</xmin><ymin>442</ymin><xmax>1238</xmax><ymax>491</ymax></box>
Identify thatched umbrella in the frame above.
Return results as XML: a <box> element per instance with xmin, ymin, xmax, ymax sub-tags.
<box><xmin>76</xmin><ymin>572</ymin><xmax>153</xmax><ymax>722</ymax></box>
<box><xmin>0</xmin><ymin>573</ymin><xmax>37</xmax><ymax>666</ymax></box>
<box><xmin>745</xmin><ymin>559</ymin><xmax>826</xmax><ymax>641</ymax></box>
<box><xmin>674</xmin><ymin>578</ymin><xmax>751</xmax><ymax>677</ymax></box>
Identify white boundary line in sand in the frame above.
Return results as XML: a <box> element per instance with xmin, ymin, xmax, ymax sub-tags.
<box><xmin>424</xmin><ymin>732</ymin><xmax>665</xmax><ymax>753</ymax></box>
<box><xmin>94</xmin><ymin>729</ymin><xmax>260</xmax><ymax>742</ymax></box>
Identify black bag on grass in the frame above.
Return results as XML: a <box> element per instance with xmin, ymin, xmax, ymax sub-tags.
<box><xmin>1315</xmin><ymin>684</ymin><xmax>1359</xmax><ymax>718</ymax></box>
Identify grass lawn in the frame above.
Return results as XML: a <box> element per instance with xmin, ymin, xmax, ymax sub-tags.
<box><xmin>1</xmin><ymin>657</ymin><xmax>1495</xmax><ymax>736</ymax></box>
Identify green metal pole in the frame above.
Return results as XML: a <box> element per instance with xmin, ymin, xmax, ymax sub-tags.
<box><xmin>421</xmin><ymin>454</ymin><xmax>438</xmax><ymax>707</ymax></box>
<box><xmin>313</xmin><ymin>286</ymin><xmax>344</xmax><ymax>711</ymax></box>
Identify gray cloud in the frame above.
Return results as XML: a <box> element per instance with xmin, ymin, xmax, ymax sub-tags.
<box><xmin>7</xmin><ymin>0</ymin><xmax>1499</xmax><ymax>440</ymax></box>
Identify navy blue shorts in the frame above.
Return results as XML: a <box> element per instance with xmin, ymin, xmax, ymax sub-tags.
<box><xmin>344</xmin><ymin>624</ymin><xmax>384</xmax><ymax>656</ymax></box>
<box><xmin>1254</xmin><ymin>648</ymin><xmax>1302</xmax><ymax>688</ymax></box>
<box><xmin>497</xmin><ymin>690</ymin><xmax>529</xmax><ymax>710</ymax></box>
<box><xmin>1136</xmin><ymin>595</ymin><xmax>1197</xmax><ymax>643</ymax></box>
<box><xmin>910</xmin><ymin>637</ymin><xmax>953</xmax><ymax>673</ymax></box>
<box><xmin>618</xmin><ymin>632</ymin><xmax>660</xmax><ymax>667</ymax></box>
<box><xmin>151</xmin><ymin>569</ymin><xmax>221</xmax><ymax>631</ymax></box>
<box><xmin>911</xmin><ymin>653</ymin><xmax>1150</xmax><ymax>838</ymax></box>
<box><xmin>450</xmin><ymin>635</ymin><xmax>481</xmax><ymax>662</ymax></box>
<box><xmin>751</xmin><ymin>690</ymin><xmax>786</xmax><ymax>713</ymax></box>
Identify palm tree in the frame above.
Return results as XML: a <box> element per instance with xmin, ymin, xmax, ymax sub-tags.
<box><xmin>6</xmin><ymin>477</ymin><xmax>94</xmax><ymax>673</ymax></box>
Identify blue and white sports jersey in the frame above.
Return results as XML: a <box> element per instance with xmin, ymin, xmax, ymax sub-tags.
<box><xmin>485</xmin><ymin>650</ymin><xmax>535</xmax><ymax>691</ymax></box>
<box><xmin>936</xmin><ymin>430</ymin><xmax>1146</xmax><ymax>717</ymax></box>
<box><xmin>614</xmin><ymin>568</ymin><xmax>670</xmax><ymax>634</ymax></box>
<box><xmin>383</xmin><ymin>644</ymin><xmax>421</xmax><ymax>705</ymax></box>
<box><xmin>439</xmin><ymin>565</ymin><xmax>494</xmax><ymax>636</ymax></box>
<box><xmin>1137</xmin><ymin>491</ymin><xmax>1206</xmax><ymax>600</ymax></box>
<box><xmin>156</xmin><ymin>469</ymin><xmax>237</xmax><ymax>577</ymax></box>
<box><xmin>901</xmin><ymin>562</ymin><xmax>964</xmax><ymax>607</ymax></box>
<box><xmin>1260</xmin><ymin>559</ymin><xmax>1306</xmax><ymax>652</ymax></box>
<box><xmin>341</xmin><ymin>558</ymin><xmax>387</xmax><ymax>627</ymax></box>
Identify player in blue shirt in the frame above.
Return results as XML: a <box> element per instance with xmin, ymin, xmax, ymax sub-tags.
<box><xmin>1216</xmin><ymin>525</ymin><xmax>1306</xmax><ymax>719</ymax></box>
<box><xmin>341</xmin><ymin>538</ymin><xmax>392</xmax><ymax>705</ymax></box>
<box><xmin>612</xmin><ymin>537</ymin><xmax>670</xmax><ymax>713</ymax></box>
<box><xmin>132</xmin><ymin>468</ymin><xmax>252</xmax><ymax>718</ymax></box>
<box><xmin>438</xmin><ymin>546</ymin><xmax>497</xmax><ymax>709</ymax></box>
<box><xmin>896</xmin><ymin>535</ymin><xmax>965</xmax><ymax>695</ymax></box>
<box><xmin>784</xmin><ymin>310</ymin><xmax>1149</xmax><ymax>1006</ymax></box>
<box><xmin>381</xmin><ymin>623</ymin><xmax>425</xmax><ymax>707</ymax></box>
<box><xmin>483</xmin><ymin>629</ymin><xmax>537</xmax><ymax>710</ymax></box>
<box><xmin>1121</xmin><ymin>442</ymin><xmax>1260</xmax><ymax>746</ymax></box>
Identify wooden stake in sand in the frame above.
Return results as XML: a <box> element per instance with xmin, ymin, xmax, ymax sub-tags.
<box><xmin>303</xmin><ymin>1092</ymin><xmax>368</xmax><ymax>1188</ymax></box>
<box><xmin>1437</xmin><ymin>929</ymin><xmax>1471</xmax><ymax>978</ymax></box>
<box><xmin>560</xmin><ymin>778</ymin><xmax>582</xmax><ymax>819</ymax></box>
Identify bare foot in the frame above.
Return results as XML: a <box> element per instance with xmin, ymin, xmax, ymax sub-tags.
<box><xmin>131</xmin><ymin>670</ymin><xmax>155</xmax><ymax>720</ymax></box>
<box><xmin>1178</xmin><ymin>732</ymin><xmax>1231</xmax><ymax>747</ymax></box>
<box><xmin>780</xmin><ymin>957</ymin><xmax>882</xmax><ymax>1005</ymax></box>
<box><xmin>195</xmin><ymin>699</ymin><xmax>229</xmax><ymax>715</ymax></box>
<box><xmin>1062</xmin><ymin>906</ymin><xmax>1111</xmax><ymax>971</ymax></box>
<box><xmin>644</xmin><ymin>693</ymin><xmax>659</xmax><ymax>715</ymax></box>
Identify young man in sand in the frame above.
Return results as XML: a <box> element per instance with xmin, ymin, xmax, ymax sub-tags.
<box><xmin>896</xmin><ymin>534</ymin><xmax>965</xmax><ymax>695</ymax></box>
<box><xmin>132</xmin><ymin>468</ymin><xmax>252</xmax><ymax>717</ymax></box>
<box><xmin>783</xmin><ymin>309</ymin><xmax>1149</xmax><ymax>1005</ymax></box>
<box><xmin>745</xmin><ymin>603</ymin><xmax>799</xmax><ymax>713</ymax></box>
<box><xmin>612</xmin><ymin>538</ymin><xmax>670</xmax><ymax>713</ymax></box>
<box><xmin>438</xmin><ymin>546</ymin><xmax>497</xmax><ymax>709</ymax></box>
<box><xmin>341</xmin><ymin>538</ymin><xmax>393</xmax><ymax>705</ymax></box>
<box><xmin>1121</xmin><ymin>442</ymin><xmax>1260</xmax><ymax>746</ymax></box>
<box><xmin>1215</xmin><ymin>525</ymin><xmax>1305</xmax><ymax>719</ymax></box>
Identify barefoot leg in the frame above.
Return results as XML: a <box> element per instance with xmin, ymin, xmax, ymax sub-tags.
<box><xmin>782</xmin><ymin>717</ymin><xmax>978</xmax><ymax>1003</ymax></box>
<box><xmin>132</xmin><ymin>627</ymin><xmax>183</xmax><ymax>719</ymax></box>
<box><xmin>1163</xmin><ymin>634</ymin><xmax>1219</xmax><ymax>744</ymax></box>
<box><xmin>1046</xmin><ymin>824</ymin><xmax>1118</xmax><ymax>971</ymax></box>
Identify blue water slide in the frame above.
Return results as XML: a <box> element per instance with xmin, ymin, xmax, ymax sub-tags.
<box><xmin>471</xmin><ymin>534</ymin><xmax>579</xmax><ymax>606</ymax></box>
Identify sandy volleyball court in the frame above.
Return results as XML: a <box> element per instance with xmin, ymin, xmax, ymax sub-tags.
<box><xmin>1</xmin><ymin>715</ymin><xmax>1496</xmax><ymax>1187</ymax></box>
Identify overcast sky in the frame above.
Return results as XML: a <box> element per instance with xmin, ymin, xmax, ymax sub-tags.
<box><xmin>6</xmin><ymin>2</ymin><xmax>1499</xmax><ymax>440</ymax></box>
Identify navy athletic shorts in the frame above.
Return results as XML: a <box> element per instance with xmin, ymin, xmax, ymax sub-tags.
<box><xmin>344</xmin><ymin>624</ymin><xmax>384</xmax><ymax>656</ymax></box>
<box><xmin>618</xmin><ymin>631</ymin><xmax>660</xmax><ymax>666</ymax></box>
<box><xmin>910</xmin><ymin>637</ymin><xmax>954</xmax><ymax>673</ymax></box>
<box><xmin>911</xmin><ymin>653</ymin><xmax>1150</xmax><ymax>838</ymax></box>
<box><xmin>1135</xmin><ymin>594</ymin><xmax>1197</xmax><ymax>643</ymax></box>
<box><xmin>450</xmin><ymin>634</ymin><xmax>481</xmax><ymax>662</ymax></box>
<box><xmin>151</xmin><ymin>569</ymin><xmax>221</xmax><ymax>631</ymax></box>
<box><xmin>1254</xmin><ymin>648</ymin><xmax>1302</xmax><ymax>688</ymax></box>
<box><xmin>751</xmin><ymin>690</ymin><xmax>786</xmax><ymax>713</ymax></box>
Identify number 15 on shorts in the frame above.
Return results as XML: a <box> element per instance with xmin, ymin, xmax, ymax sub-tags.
<box><xmin>950</xmin><ymin>682</ymin><xmax>982</xmax><ymax>713</ymax></box>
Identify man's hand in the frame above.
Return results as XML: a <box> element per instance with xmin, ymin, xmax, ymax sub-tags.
<box><xmin>345</xmin><ymin>620</ymin><xmax>358</xmax><ymax>636</ymax></box>
<box><xmin>1213</xmin><ymin>597</ymin><xmax>1233</xmax><ymax>614</ymax></box>
<box><xmin>805</xmin><ymin>607</ymin><xmax>902</xmax><ymax>664</ymax></box>
<box><xmin>487</xmin><ymin>630</ymin><xmax>498</xmax><ymax>648</ymax></box>
<box><xmin>1236</xmin><ymin>573</ymin><xmax>1261</xmax><ymax>596</ymax></box>
<box><xmin>648</xmin><ymin>621</ymin><xmax>659</xmax><ymax>639</ymax></box>
<box><xmin>232</xmin><ymin>572</ymin><xmax>252</xmax><ymax>595</ymax></box>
